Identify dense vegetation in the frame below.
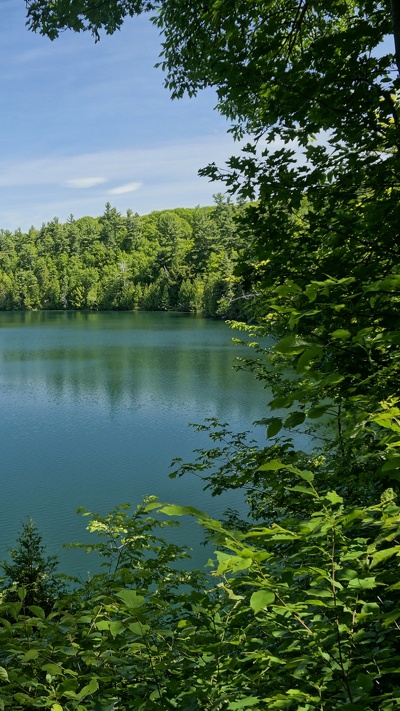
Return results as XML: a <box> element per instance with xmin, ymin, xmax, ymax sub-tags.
<box><xmin>0</xmin><ymin>0</ymin><xmax>399</xmax><ymax>709</ymax></box>
<box><xmin>0</xmin><ymin>198</ymin><xmax>246</xmax><ymax>318</ymax></box>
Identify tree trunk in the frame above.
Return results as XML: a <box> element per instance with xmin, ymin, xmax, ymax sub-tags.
<box><xmin>391</xmin><ymin>0</ymin><xmax>400</xmax><ymax>76</ymax></box>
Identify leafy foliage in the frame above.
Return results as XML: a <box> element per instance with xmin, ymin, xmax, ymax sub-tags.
<box><xmin>0</xmin><ymin>489</ymin><xmax>399</xmax><ymax>709</ymax></box>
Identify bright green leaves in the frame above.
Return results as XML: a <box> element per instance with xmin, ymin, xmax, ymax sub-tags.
<box><xmin>227</xmin><ymin>697</ymin><xmax>261</xmax><ymax>709</ymax></box>
<box><xmin>115</xmin><ymin>589</ymin><xmax>145</xmax><ymax>609</ymax></box>
<box><xmin>156</xmin><ymin>503</ymin><xmax>207</xmax><ymax>519</ymax></box>
<box><xmin>330</xmin><ymin>328</ymin><xmax>351</xmax><ymax>340</ymax></box>
<box><xmin>250</xmin><ymin>589</ymin><xmax>275</xmax><ymax>613</ymax></box>
<box><xmin>215</xmin><ymin>551</ymin><xmax>253</xmax><ymax>574</ymax></box>
<box><xmin>324</xmin><ymin>491</ymin><xmax>343</xmax><ymax>505</ymax></box>
<box><xmin>0</xmin><ymin>488</ymin><xmax>399</xmax><ymax>709</ymax></box>
<box><xmin>63</xmin><ymin>677</ymin><xmax>99</xmax><ymax>701</ymax></box>
<box><xmin>347</xmin><ymin>577</ymin><xmax>377</xmax><ymax>589</ymax></box>
<box><xmin>258</xmin><ymin>459</ymin><xmax>314</xmax><ymax>483</ymax></box>
<box><xmin>369</xmin><ymin>545</ymin><xmax>400</xmax><ymax>568</ymax></box>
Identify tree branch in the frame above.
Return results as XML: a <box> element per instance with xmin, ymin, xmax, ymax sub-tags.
<box><xmin>391</xmin><ymin>0</ymin><xmax>400</xmax><ymax>76</ymax></box>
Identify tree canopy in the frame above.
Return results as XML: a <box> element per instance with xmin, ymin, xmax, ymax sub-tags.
<box><xmin>0</xmin><ymin>200</ymin><xmax>246</xmax><ymax>317</ymax></box>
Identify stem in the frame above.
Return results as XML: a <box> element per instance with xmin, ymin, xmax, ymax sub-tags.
<box><xmin>337</xmin><ymin>405</ymin><xmax>345</xmax><ymax>459</ymax></box>
<box><xmin>274</xmin><ymin>591</ymin><xmax>313</xmax><ymax>634</ymax></box>
<box><xmin>138</xmin><ymin>618</ymin><xmax>175</xmax><ymax>710</ymax></box>
<box><xmin>331</xmin><ymin>528</ymin><xmax>353</xmax><ymax>703</ymax></box>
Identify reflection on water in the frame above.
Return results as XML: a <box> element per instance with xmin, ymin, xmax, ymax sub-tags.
<box><xmin>0</xmin><ymin>311</ymin><xmax>264</xmax><ymax>416</ymax></box>
<box><xmin>0</xmin><ymin>311</ymin><xmax>270</xmax><ymax>574</ymax></box>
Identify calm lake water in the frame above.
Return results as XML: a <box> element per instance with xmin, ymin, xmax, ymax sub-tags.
<box><xmin>0</xmin><ymin>311</ymin><xmax>272</xmax><ymax>575</ymax></box>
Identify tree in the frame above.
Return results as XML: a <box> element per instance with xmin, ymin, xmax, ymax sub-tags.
<box><xmin>0</xmin><ymin>519</ymin><xmax>65</xmax><ymax>612</ymax></box>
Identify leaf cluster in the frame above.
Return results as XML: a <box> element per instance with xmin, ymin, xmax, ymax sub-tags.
<box><xmin>0</xmin><ymin>488</ymin><xmax>399</xmax><ymax>710</ymax></box>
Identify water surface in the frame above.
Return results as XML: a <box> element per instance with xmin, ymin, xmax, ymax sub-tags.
<box><xmin>0</xmin><ymin>311</ymin><xmax>270</xmax><ymax>574</ymax></box>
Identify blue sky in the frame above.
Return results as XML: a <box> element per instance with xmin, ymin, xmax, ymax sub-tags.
<box><xmin>0</xmin><ymin>1</ymin><xmax>237</xmax><ymax>231</ymax></box>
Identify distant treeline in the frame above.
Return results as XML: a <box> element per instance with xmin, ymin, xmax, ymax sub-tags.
<box><xmin>0</xmin><ymin>196</ymin><xmax>248</xmax><ymax>319</ymax></box>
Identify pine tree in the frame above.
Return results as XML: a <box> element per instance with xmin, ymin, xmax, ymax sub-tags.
<box><xmin>0</xmin><ymin>519</ymin><xmax>65</xmax><ymax>612</ymax></box>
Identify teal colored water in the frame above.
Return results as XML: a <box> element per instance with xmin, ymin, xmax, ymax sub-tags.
<box><xmin>0</xmin><ymin>311</ymin><xmax>271</xmax><ymax>575</ymax></box>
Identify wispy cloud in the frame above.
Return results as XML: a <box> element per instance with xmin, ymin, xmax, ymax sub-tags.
<box><xmin>0</xmin><ymin>134</ymin><xmax>237</xmax><ymax>189</ymax></box>
<box><xmin>108</xmin><ymin>182</ymin><xmax>142</xmax><ymax>195</ymax></box>
<box><xmin>66</xmin><ymin>177</ymin><xmax>106</xmax><ymax>189</ymax></box>
<box><xmin>0</xmin><ymin>134</ymin><xmax>242</xmax><ymax>230</ymax></box>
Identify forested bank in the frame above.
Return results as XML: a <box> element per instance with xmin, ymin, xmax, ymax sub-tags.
<box><xmin>0</xmin><ymin>197</ymin><xmax>247</xmax><ymax>318</ymax></box>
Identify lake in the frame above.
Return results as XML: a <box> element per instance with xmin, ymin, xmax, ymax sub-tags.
<box><xmin>0</xmin><ymin>310</ymin><xmax>272</xmax><ymax>575</ymax></box>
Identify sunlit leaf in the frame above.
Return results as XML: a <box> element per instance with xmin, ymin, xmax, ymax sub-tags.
<box><xmin>250</xmin><ymin>589</ymin><xmax>275</xmax><ymax>613</ymax></box>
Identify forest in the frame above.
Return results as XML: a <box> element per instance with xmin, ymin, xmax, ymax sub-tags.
<box><xmin>1</xmin><ymin>0</ymin><xmax>400</xmax><ymax>709</ymax></box>
<box><xmin>0</xmin><ymin>197</ymin><xmax>247</xmax><ymax>319</ymax></box>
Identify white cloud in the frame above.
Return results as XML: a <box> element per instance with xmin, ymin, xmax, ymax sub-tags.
<box><xmin>0</xmin><ymin>134</ymin><xmax>237</xmax><ymax>189</ymax></box>
<box><xmin>0</xmin><ymin>133</ymin><xmax>245</xmax><ymax>230</ymax></box>
<box><xmin>66</xmin><ymin>177</ymin><xmax>106</xmax><ymax>189</ymax></box>
<box><xmin>108</xmin><ymin>182</ymin><xmax>142</xmax><ymax>195</ymax></box>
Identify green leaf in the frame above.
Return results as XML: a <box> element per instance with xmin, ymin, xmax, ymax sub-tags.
<box><xmin>330</xmin><ymin>329</ymin><xmax>351</xmax><ymax>339</ymax></box>
<box><xmin>307</xmin><ymin>404</ymin><xmax>330</xmax><ymax>419</ymax></box>
<box><xmin>13</xmin><ymin>694</ymin><xmax>33</xmax><ymax>704</ymax></box>
<box><xmin>273</xmin><ymin>334</ymin><xmax>310</xmax><ymax>354</ymax></box>
<box><xmin>77</xmin><ymin>678</ymin><xmax>99</xmax><ymax>700</ymax></box>
<box><xmin>287</xmin><ymin>485</ymin><xmax>318</xmax><ymax>497</ymax></box>
<box><xmin>23</xmin><ymin>649</ymin><xmax>39</xmax><ymax>661</ymax></box>
<box><xmin>158</xmin><ymin>504</ymin><xmax>207</xmax><ymax>518</ymax></box>
<box><xmin>381</xmin><ymin>331</ymin><xmax>400</xmax><ymax>345</ymax></box>
<box><xmin>297</xmin><ymin>470</ymin><xmax>315</xmax><ymax>482</ymax></box>
<box><xmin>216</xmin><ymin>552</ymin><xmax>252</xmax><ymax>574</ymax></box>
<box><xmin>381</xmin><ymin>457</ymin><xmax>400</xmax><ymax>471</ymax></box>
<box><xmin>129</xmin><ymin>621</ymin><xmax>149</xmax><ymax>635</ymax></box>
<box><xmin>320</xmin><ymin>373</ymin><xmax>345</xmax><ymax>386</ymax></box>
<box><xmin>228</xmin><ymin>699</ymin><xmax>260</xmax><ymax>709</ymax></box>
<box><xmin>366</xmin><ymin>275</ymin><xmax>400</xmax><ymax>292</ymax></box>
<box><xmin>42</xmin><ymin>663</ymin><xmax>64</xmax><ymax>676</ymax></box>
<box><xmin>0</xmin><ymin>667</ymin><xmax>9</xmax><ymax>682</ymax></box>
<box><xmin>325</xmin><ymin>491</ymin><xmax>343</xmax><ymax>505</ymax></box>
<box><xmin>109</xmin><ymin>621</ymin><xmax>125</xmax><ymax>637</ymax></box>
<box><xmin>267</xmin><ymin>418</ymin><xmax>282</xmax><ymax>437</ymax></box>
<box><xmin>116</xmin><ymin>589</ymin><xmax>145</xmax><ymax>609</ymax></box>
<box><xmin>96</xmin><ymin>620</ymin><xmax>110</xmax><ymax>631</ymax></box>
<box><xmin>284</xmin><ymin>411</ymin><xmax>306</xmax><ymax>428</ymax></box>
<box><xmin>296</xmin><ymin>345</ymin><xmax>323</xmax><ymax>371</ymax></box>
<box><xmin>258</xmin><ymin>459</ymin><xmax>286</xmax><ymax>471</ymax></box>
<box><xmin>51</xmin><ymin>705</ymin><xmax>63</xmax><ymax>711</ymax></box>
<box><xmin>28</xmin><ymin>605</ymin><xmax>45</xmax><ymax>620</ymax></box>
<box><xmin>355</xmin><ymin>673</ymin><xmax>373</xmax><ymax>693</ymax></box>
<box><xmin>370</xmin><ymin>545</ymin><xmax>400</xmax><ymax>567</ymax></box>
<box><xmin>348</xmin><ymin>577</ymin><xmax>377</xmax><ymax>589</ymax></box>
<box><xmin>250</xmin><ymin>589</ymin><xmax>275</xmax><ymax>613</ymax></box>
